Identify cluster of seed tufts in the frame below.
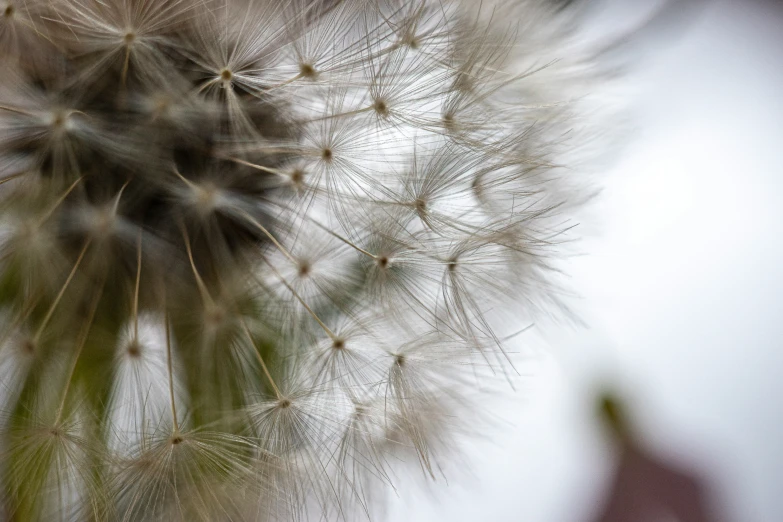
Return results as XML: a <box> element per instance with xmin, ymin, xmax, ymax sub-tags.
<box><xmin>0</xmin><ymin>0</ymin><xmax>596</xmax><ymax>520</ymax></box>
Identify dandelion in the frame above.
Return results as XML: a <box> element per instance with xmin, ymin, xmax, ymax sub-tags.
<box><xmin>0</xmin><ymin>0</ymin><xmax>605</xmax><ymax>520</ymax></box>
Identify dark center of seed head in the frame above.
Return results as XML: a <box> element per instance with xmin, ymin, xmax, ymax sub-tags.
<box><xmin>299</xmin><ymin>63</ymin><xmax>316</xmax><ymax>78</ymax></box>
<box><xmin>321</xmin><ymin>148</ymin><xmax>332</xmax><ymax>161</ymax></box>
<box><xmin>472</xmin><ymin>175</ymin><xmax>483</xmax><ymax>194</ymax></box>
<box><xmin>332</xmin><ymin>338</ymin><xmax>345</xmax><ymax>350</ymax></box>
<box><xmin>170</xmin><ymin>435</ymin><xmax>183</xmax><ymax>445</ymax></box>
<box><xmin>373</xmin><ymin>99</ymin><xmax>388</xmax><ymax>116</ymax></box>
<box><xmin>278</xmin><ymin>398</ymin><xmax>291</xmax><ymax>409</ymax></box>
<box><xmin>443</xmin><ymin>112</ymin><xmax>456</xmax><ymax>131</ymax></box>
<box><xmin>206</xmin><ymin>307</ymin><xmax>226</xmax><ymax>327</ymax></box>
<box><xmin>127</xmin><ymin>340</ymin><xmax>142</xmax><ymax>358</ymax></box>
<box><xmin>220</xmin><ymin>69</ymin><xmax>233</xmax><ymax>81</ymax></box>
<box><xmin>4</xmin><ymin>5</ymin><xmax>14</xmax><ymax>18</ymax></box>
<box><xmin>298</xmin><ymin>261</ymin><xmax>310</xmax><ymax>277</ymax></box>
<box><xmin>21</xmin><ymin>338</ymin><xmax>35</xmax><ymax>354</ymax></box>
<box><xmin>377</xmin><ymin>256</ymin><xmax>389</xmax><ymax>269</ymax></box>
<box><xmin>124</xmin><ymin>32</ymin><xmax>136</xmax><ymax>45</ymax></box>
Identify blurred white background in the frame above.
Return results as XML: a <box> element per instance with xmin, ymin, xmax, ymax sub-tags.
<box><xmin>388</xmin><ymin>0</ymin><xmax>783</xmax><ymax>520</ymax></box>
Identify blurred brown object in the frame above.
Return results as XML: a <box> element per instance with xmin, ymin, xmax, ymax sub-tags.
<box><xmin>592</xmin><ymin>394</ymin><xmax>713</xmax><ymax>522</ymax></box>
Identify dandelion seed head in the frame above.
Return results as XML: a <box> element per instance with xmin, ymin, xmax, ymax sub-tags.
<box><xmin>0</xmin><ymin>0</ymin><xmax>609</xmax><ymax>517</ymax></box>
